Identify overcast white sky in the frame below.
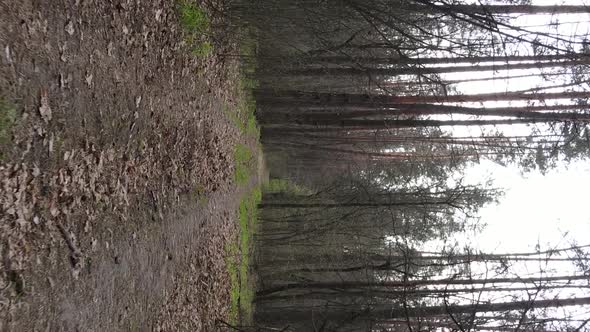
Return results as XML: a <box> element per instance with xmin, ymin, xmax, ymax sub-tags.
<box><xmin>386</xmin><ymin>1</ymin><xmax>590</xmax><ymax>326</ymax></box>
<box><xmin>460</xmin><ymin>158</ymin><xmax>590</xmax><ymax>253</ymax></box>
<box><xmin>428</xmin><ymin>0</ymin><xmax>590</xmax><ymax>255</ymax></box>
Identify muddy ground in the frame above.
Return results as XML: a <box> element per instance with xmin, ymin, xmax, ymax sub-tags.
<box><xmin>0</xmin><ymin>0</ymin><xmax>251</xmax><ymax>330</ymax></box>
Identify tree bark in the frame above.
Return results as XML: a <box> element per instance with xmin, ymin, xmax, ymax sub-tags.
<box><xmin>257</xmin><ymin>274</ymin><xmax>589</xmax><ymax>296</ymax></box>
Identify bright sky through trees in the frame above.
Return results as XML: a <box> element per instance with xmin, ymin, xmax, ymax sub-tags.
<box><xmin>248</xmin><ymin>0</ymin><xmax>590</xmax><ymax>329</ymax></box>
<box><xmin>432</xmin><ymin>0</ymin><xmax>590</xmax><ymax>255</ymax></box>
<box><xmin>454</xmin><ymin>159</ymin><xmax>590</xmax><ymax>252</ymax></box>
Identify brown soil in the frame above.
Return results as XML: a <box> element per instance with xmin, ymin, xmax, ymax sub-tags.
<box><xmin>0</xmin><ymin>0</ymin><xmax>250</xmax><ymax>330</ymax></box>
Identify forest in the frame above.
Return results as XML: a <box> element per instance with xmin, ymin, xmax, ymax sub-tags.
<box><xmin>1</xmin><ymin>0</ymin><xmax>590</xmax><ymax>331</ymax></box>
<box><xmin>238</xmin><ymin>0</ymin><xmax>590</xmax><ymax>331</ymax></box>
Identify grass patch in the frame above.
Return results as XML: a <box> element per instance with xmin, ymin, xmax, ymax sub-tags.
<box><xmin>191</xmin><ymin>40</ymin><xmax>213</xmax><ymax>57</ymax></box>
<box><xmin>0</xmin><ymin>98</ymin><xmax>17</xmax><ymax>159</ymax></box>
<box><xmin>225</xmin><ymin>187</ymin><xmax>262</xmax><ymax>325</ymax></box>
<box><xmin>179</xmin><ymin>1</ymin><xmax>209</xmax><ymax>32</ymax></box>
<box><xmin>177</xmin><ymin>1</ymin><xmax>212</xmax><ymax>57</ymax></box>
<box><xmin>224</xmin><ymin>30</ymin><xmax>261</xmax><ymax>138</ymax></box>
<box><xmin>234</xmin><ymin>144</ymin><xmax>254</xmax><ymax>185</ymax></box>
<box><xmin>239</xmin><ymin>32</ymin><xmax>260</xmax><ymax>138</ymax></box>
<box><xmin>225</xmin><ymin>241</ymin><xmax>240</xmax><ymax>322</ymax></box>
<box><xmin>225</xmin><ymin>98</ymin><xmax>258</xmax><ymax>138</ymax></box>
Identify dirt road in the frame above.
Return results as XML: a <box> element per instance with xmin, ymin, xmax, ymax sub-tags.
<box><xmin>0</xmin><ymin>0</ymin><xmax>247</xmax><ymax>330</ymax></box>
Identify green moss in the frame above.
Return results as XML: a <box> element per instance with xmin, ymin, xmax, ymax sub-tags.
<box><xmin>224</xmin><ymin>30</ymin><xmax>262</xmax><ymax>139</ymax></box>
<box><xmin>245</xmin><ymin>114</ymin><xmax>259</xmax><ymax>137</ymax></box>
<box><xmin>225</xmin><ymin>99</ymin><xmax>259</xmax><ymax>139</ymax></box>
<box><xmin>225</xmin><ymin>187</ymin><xmax>262</xmax><ymax>325</ymax></box>
<box><xmin>225</xmin><ymin>242</ymin><xmax>240</xmax><ymax>322</ymax></box>
<box><xmin>234</xmin><ymin>144</ymin><xmax>253</xmax><ymax>185</ymax></box>
<box><xmin>251</xmin><ymin>187</ymin><xmax>262</xmax><ymax>203</ymax></box>
<box><xmin>178</xmin><ymin>1</ymin><xmax>209</xmax><ymax>32</ymax></box>
<box><xmin>178</xmin><ymin>1</ymin><xmax>213</xmax><ymax>58</ymax></box>
<box><xmin>192</xmin><ymin>40</ymin><xmax>213</xmax><ymax>57</ymax></box>
<box><xmin>240</xmin><ymin>76</ymin><xmax>259</xmax><ymax>90</ymax></box>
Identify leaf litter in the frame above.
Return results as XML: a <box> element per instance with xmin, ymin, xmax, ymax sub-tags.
<box><xmin>0</xmin><ymin>0</ymin><xmax>245</xmax><ymax>330</ymax></box>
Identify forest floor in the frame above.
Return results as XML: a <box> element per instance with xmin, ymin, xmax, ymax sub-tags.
<box><xmin>0</xmin><ymin>0</ymin><xmax>261</xmax><ymax>330</ymax></box>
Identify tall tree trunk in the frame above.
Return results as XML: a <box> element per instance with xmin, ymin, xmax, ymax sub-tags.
<box><xmin>256</xmin><ymin>274</ymin><xmax>589</xmax><ymax>296</ymax></box>
<box><xmin>260</xmin><ymin>90</ymin><xmax>590</xmax><ymax>105</ymax></box>
<box><xmin>428</xmin><ymin>4</ymin><xmax>590</xmax><ymax>15</ymax></box>
<box><xmin>257</xmin><ymin>296</ymin><xmax>590</xmax><ymax>323</ymax></box>
<box><xmin>306</xmin><ymin>54</ymin><xmax>583</xmax><ymax>66</ymax></box>
<box><xmin>287</xmin><ymin>60</ymin><xmax>587</xmax><ymax>76</ymax></box>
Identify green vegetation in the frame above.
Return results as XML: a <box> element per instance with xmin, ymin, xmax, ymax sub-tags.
<box><xmin>233</xmin><ymin>144</ymin><xmax>254</xmax><ymax>185</ymax></box>
<box><xmin>225</xmin><ymin>187</ymin><xmax>262</xmax><ymax>324</ymax></box>
<box><xmin>225</xmin><ymin>242</ymin><xmax>240</xmax><ymax>322</ymax></box>
<box><xmin>191</xmin><ymin>40</ymin><xmax>213</xmax><ymax>57</ymax></box>
<box><xmin>178</xmin><ymin>1</ymin><xmax>212</xmax><ymax>57</ymax></box>
<box><xmin>239</xmin><ymin>32</ymin><xmax>260</xmax><ymax>138</ymax></box>
<box><xmin>264</xmin><ymin>178</ymin><xmax>313</xmax><ymax>195</ymax></box>
<box><xmin>224</xmin><ymin>31</ymin><xmax>263</xmax><ymax>325</ymax></box>
<box><xmin>224</xmin><ymin>96</ymin><xmax>258</xmax><ymax>138</ymax></box>
<box><xmin>224</xmin><ymin>30</ymin><xmax>261</xmax><ymax>138</ymax></box>
<box><xmin>0</xmin><ymin>98</ymin><xmax>16</xmax><ymax>159</ymax></box>
<box><xmin>179</xmin><ymin>1</ymin><xmax>209</xmax><ymax>32</ymax></box>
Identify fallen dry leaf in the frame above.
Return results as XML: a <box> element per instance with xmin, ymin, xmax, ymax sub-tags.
<box><xmin>85</xmin><ymin>72</ymin><xmax>93</xmax><ymax>86</ymax></box>
<box><xmin>39</xmin><ymin>90</ymin><xmax>52</xmax><ymax>123</ymax></box>
<box><xmin>65</xmin><ymin>21</ymin><xmax>75</xmax><ymax>35</ymax></box>
<box><xmin>5</xmin><ymin>45</ymin><xmax>12</xmax><ymax>64</ymax></box>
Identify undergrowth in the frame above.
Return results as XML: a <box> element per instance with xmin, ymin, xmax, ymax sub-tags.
<box><xmin>225</xmin><ymin>30</ymin><xmax>260</xmax><ymax>138</ymax></box>
<box><xmin>208</xmin><ymin>19</ymin><xmax>263</xmax><ymax>329</ymax></box>
<box><xmin>233</xmin><ymin>144</ymin><xmax>253</xmax><ymax>185</ymax></box>
<box><xmin>178</xmin><ymin>1</ymin><xmax>213</xmax><ymax>57</ymax></box>
<box><xmin>225</xmin><ymin>187</ymin><xmax>262</xmax><ymax>325</ymax></box>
